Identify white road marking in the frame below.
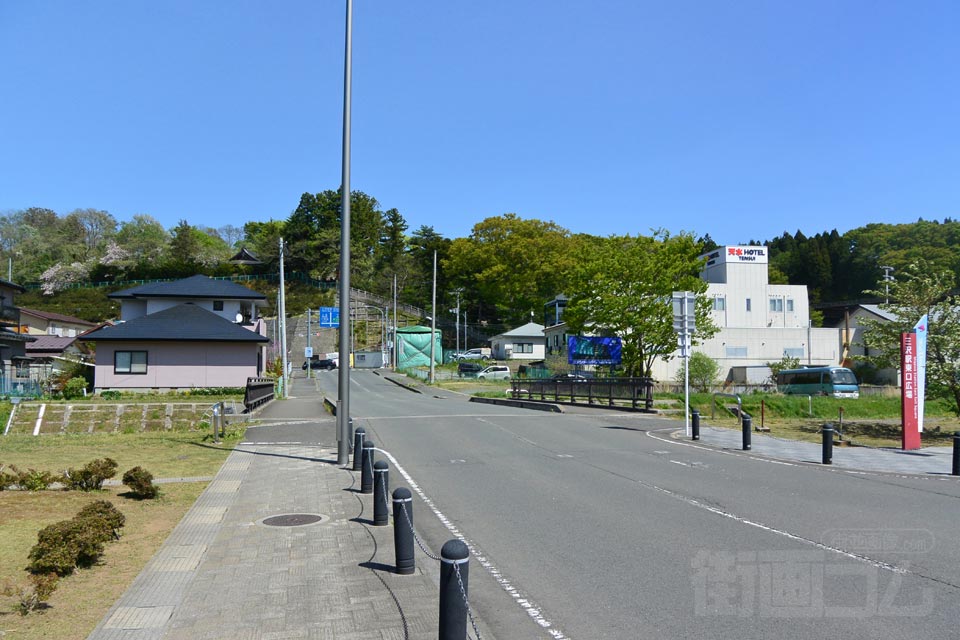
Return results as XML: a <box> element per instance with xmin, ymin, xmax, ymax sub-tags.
<box><xmin>374</xmin><ymin>448</ymin><xmax>568</xmax><ymax>639</ymax></box>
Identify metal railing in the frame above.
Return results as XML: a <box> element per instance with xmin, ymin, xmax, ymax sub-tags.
<box><xmin>711</xmin><ymin>393</ymin><xmax>743</xmax><ymax>424</ymax></box>
<box><xmin>510</xmin><ymin>377</ymin><xmax>654</xmax><ymax>410</ymax></box>
<box><xmin>243</xmin><ymin>377</ymin><xmax>275</xmax><ymax>412</ymax></box>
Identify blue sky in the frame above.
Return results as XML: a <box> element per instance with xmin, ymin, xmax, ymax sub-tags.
<box><xmin>2</xmin><ymin>1</ymin><xmax>958</xmax><ymax>246</ymax></box>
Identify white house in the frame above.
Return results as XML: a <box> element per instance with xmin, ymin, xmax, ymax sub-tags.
<box><xmin>490</xmin><ymin>322</ymin><xmax>546</xmax><ymax>360</ymax></box>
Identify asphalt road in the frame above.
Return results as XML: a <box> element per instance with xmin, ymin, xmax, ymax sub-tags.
<box><xmin>300</xmin><ymin>371</ymin><xmax>960</xmax><ymax>639</ymax></box>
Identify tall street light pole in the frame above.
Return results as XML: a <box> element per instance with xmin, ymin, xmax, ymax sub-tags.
<box><xmin>279</xmin><ymin>237</ymin><xmax>288</xmax><ymax>398</ymax></box>
<box><xmin>336</xmin><ymin>0</ymin><xmax>353</xmax><ymax>466</ymax></box>
<box><xmin>429</xmin><ymin>250</ymin><xmax>437</xmax><ymax>384</ymax></box>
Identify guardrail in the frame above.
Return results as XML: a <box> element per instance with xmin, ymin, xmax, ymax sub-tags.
<box><xmin>243</xmin><ymin>377</ymin><xmax>275</xmax><ymax>412</ymax></box>
<box><xmin>510</xmin><ymin>377</ymin><xmax>654</xmax><ymax>410</ymax></box>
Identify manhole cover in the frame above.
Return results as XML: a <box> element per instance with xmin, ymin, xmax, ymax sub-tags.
<box><xmin>260</xmin><ymin>513</ymin><xmax>327</xmax><ymax>527</ymax></box>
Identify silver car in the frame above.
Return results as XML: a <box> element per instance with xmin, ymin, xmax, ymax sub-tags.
<box><xmin>477</xmin><ymin>365</ymin><xmax>511</xmax><ymax>380</ymax></box>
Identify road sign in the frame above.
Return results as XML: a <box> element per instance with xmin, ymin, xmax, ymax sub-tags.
<box><xmin>319</xmin><ymin>306</ymin><xmax>340</xmax><ymax>328</ymax></box>
<box><xmin>672</xmin><ymin>291</ymin><xmax>696</xmax><ymax>337</ymax></box>
<box><xmin>304</xmin><ymin>347</ymin><xmax>313</xmax><ymax>358</ymax></box>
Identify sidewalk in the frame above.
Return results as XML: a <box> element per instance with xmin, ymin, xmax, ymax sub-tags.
<box><xmin>86</xmin><ymin>380</ymin><xmax>445</xmax><ymax>640</ymax></box>
<box><xmin>678</xmin><ymin>425</ymin><xmax>957</xmax><ymax>476</ymax></box>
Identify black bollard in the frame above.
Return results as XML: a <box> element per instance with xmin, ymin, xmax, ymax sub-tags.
<box><xmin>742</xmin><ymin>414</ymin><xmax>752</xmax><ymax>450</ymax></box>
<box><xmin>952</xmin><ymin>431</ymin><xmax>959</xmax><ymax>476</ymax></box>
<box><xmin>393</xmin><ymin>487</ymin><xmax>415</xmax><ymax>575</ymax></box>
<box><xmin>691</xmin><ymin>409</ymin><xmax>700</xmax><ymax>441</ymax></box>
<box><xmin>361</xmin><ymin>440</ymin><xmax>375</xmax><ymax>494</ymax></box>
<box><xmin>373</xmin><ymin>460</ymin><xmax>389</xmax><ymax>526</ymax></box>
<box><xmin>439</xmin><ymin>539</ymin><xmax>470</xmax><ymax>640</ymax></box>
<box><xmin>352</xmin><ymin>427</ymin><xmax>366</xmax><ymax>471</ymax></box>
<box><xmin>822</xmin><ymin>425</ymin><xmax>834</xmax><ymax>465</ymax></box>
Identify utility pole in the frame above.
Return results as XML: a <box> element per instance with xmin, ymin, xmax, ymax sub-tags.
<box><xmin>881</xmin><ymin>265</ymin><xmax>895</xmax><ymax>303</ymax></box>
<box><xmin>452</xmin><ymin>288</ymin><xmax>463</xmax><ymax>355</ymax></box>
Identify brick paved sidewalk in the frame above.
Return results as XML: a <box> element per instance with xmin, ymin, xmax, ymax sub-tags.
<box><xmin>87</xmin><ymin>443</ymin><xmax>442</xmax><ymax>640</ymax></box>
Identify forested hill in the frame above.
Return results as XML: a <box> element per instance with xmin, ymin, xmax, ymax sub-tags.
<box><xmin>757</xmin><ymin>218</ymin><xmax>960</xmax><ymax>304</ymax></box>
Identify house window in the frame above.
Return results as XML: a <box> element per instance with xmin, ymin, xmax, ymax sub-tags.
<box><xmin>769</xmin><ymin>298</ymin><xmax>783</xmax><ymax>312</ymax></box>
<box><xmin>745</xmin><ymin>298</ymin><xmax>751</xmax><ymax>312</ymax></box>
<box><xmin>115</xmin><ymin>351</ymin><xmax>148</xmax><ymax>374</ymax></box>
<box><xmin>513</xmin><ymin>342</ymin><xmax>534</xmax><ymax>354</ymax></box>
<box><xmin>213</xmin><ymin>301</ymin><xmax>224</xmax><ymax>311</ymax></box>
<box><xmin>783</xmin><ymin>347</ymin><xmax>804</xmax><ymax>358</ymax></box>
<box><xmin>786</xmin><ymin>299</ymin><xmax>794</xmax><ymax>312</ymax></box>
<box><xmin>725</xmin><ymin>346</ymin><xmax>748</xmax><ymax>358</ymax></box>
<box><xmin>712</xmin><ymin>297</ymin><xmax>725</xmax><ymax>312</ymax></box>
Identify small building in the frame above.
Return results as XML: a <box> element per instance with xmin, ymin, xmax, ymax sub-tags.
<box><xmin>79</xmin><ymin>275</ymin><xmax>269</xmax><ymax>392</ymax></box>
<box><xmin>0</xmin><ymin>279</ymin><xmax>39</xmax><ymax>396</ymax></box>
<box><xmin>490</xmin><ymin>322</ymin><xmax>546</xmax><ymax>360</ymax></box>
<box><xmin>18</xmin><ymin>308</ymin><xmax>97</xmax><ymax>337</ymax></box>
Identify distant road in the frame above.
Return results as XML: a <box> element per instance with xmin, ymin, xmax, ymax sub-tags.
<box><xmin>313</xmin><ymin>370</ymin><xmax>960</xmax><ymax>640</ymax></box>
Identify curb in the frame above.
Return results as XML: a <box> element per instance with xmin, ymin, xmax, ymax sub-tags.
<box><xmin>469</xmin><ymin>396</ymin><xmax>563</xmax><ymax>412</ymax></box>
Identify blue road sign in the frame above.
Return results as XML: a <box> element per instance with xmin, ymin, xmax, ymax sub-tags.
<box><xmin>319</xmin><ymin>306</ymin><xmax>340</xmax><ymax>328</ymax></box>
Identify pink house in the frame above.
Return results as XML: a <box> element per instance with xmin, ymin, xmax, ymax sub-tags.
<box><xmin>79</xmin><ymin>276</ymin><xmax>269</xmax><ymax>392</ymax></box>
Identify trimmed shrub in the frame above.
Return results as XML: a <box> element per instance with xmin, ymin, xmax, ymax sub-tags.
<box><xmin>15</xmin><ymin>468</ymin><xmax>57</xmax><ymax>491</ymax></box>
<box><xmin>122</xmin><ymin>466</ymin><xmax>159</xmax><ymax>499</ymax></box>
<box><xmin>77</xmin><ymin>500</ymin><xmax>126</xmax><ymax>538</ymax></box>
<box><xmin>62</xmin><ymin>376</ymin><xmax>88</xmax><ymax>400</ymax></box>
<box><xmin>100</xmin><ymin>390</ymin><xmax>122</xmax><ymax>400</ymax></box>
<box><xmin>63</xmin><ymin>457</ymin><xmax>118</xmax><ymax>491</ymax></box>
<box><xmin>27</xmin><ymin>500</ymin><xmax>126</xmax><ymax>575</ymax></box>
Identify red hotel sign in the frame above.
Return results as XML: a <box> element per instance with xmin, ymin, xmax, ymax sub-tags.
<box><xmin>900</xmin><ymin>332</ymin><xmax>921</xmax><ymax>450</ymax></box>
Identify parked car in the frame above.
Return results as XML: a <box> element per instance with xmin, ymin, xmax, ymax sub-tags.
<box><xmin>477</xmin><ymin>365</ymin><xmax>511</xmax><ymax>381</ymax></box>
<box><xmin>457</xmin><ymin>361</ymin><xmax>484</xmax><ymax>378</ymax></box>
<box><xmin>302</xmin><ymin>356</ymin><xmax>337</xmax><ymax>370</ymax></box>
<box><xmin>457</xmin><ymin>348</ymin><xmax>490</xmax><ymax>361</ymax></box>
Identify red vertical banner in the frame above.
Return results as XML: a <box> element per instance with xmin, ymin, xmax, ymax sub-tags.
<box><xmin>901</xmin><ymin>332</ymin><xmax>921</xmax><ymax>450</ymax></box>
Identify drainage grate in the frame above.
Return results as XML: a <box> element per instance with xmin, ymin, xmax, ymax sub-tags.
<box><xmin>261</xmin><ymin>513</ymin><xmax>327</xmax><ymax>527</ymax></box>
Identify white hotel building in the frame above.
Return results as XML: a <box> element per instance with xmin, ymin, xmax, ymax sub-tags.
<box><xmin>648</xmin><ymin>246</ymin><xmax>840</xmax><ymax>382</ymax></box>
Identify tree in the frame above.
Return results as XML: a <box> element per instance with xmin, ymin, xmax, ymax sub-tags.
<box><xmin>115</xmin><ymin>214</ymin><xmax>169</xmax><ymax>275</ymax></box>
<box><xmin>765</xmin><ymin>355</ymin><xmax>801</xmax><ymax>385</ymax></box>
<box><xmin>675</xmin><ymin>352</ymin><xmax>721</xmax><ymax>392</ymax></box>
<box><xmin>444</xmin><ymin>214</ymin><xmax>579</xmax><ymax>327</ymax></box>
<box><xmin>858</xmin><ymin>260</ymin><xmax>960</xmax><ymax>415</ymax></box>
<box><xmin>63</xmin><ymin>209</ymin><xmax>117</xmax><ymax>259</ymax></box>
<box><xmin>564</xmin><ymin>231</ymin><xmax>718</xmax><ymax>377</ymax></box>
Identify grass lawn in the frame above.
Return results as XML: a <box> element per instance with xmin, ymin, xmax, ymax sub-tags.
<box><xmin>0</xmin><ymin>429</ymin><xmax>242</xmax><ymax>637</ymax></box>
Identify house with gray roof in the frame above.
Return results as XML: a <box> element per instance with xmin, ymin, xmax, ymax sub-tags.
<box><xmin>80</xmin><ymin>276</ymin><xmax>269</xmax><ymax>392</ymax></box>
<box><xmin>490</xmin><ymin>322</ymin><xmax>546</xmax><ymax>360</ymax></box>
<box><xmin>0</xmin><ymin>278</ymin><xmax>39</xmax><ymax>395</ymax></box>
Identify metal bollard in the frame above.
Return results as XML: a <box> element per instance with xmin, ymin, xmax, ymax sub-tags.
<box><xmin>348</xmin><ymin>417</ymin><xmax>354</xmax><ymax>452</ymax></box>
<box><xmin>439</xmin><ymin>539</ymin><xmax>470</xmax><ymax>640</ymax></box>
<box><xmin>822</xmin><ymin>424</ymin><xmax>834</xmax><ymax>465</ymax></box>
<box><xmin>393</xmin><ymin>487</ymin><xmax>415</xmax><ymax>574</ymax></box>
<box><xmin>691</xmin><ymin>409</ymin><xmax>700</xmax><ymax>441</ymax></box>
<box><xmin>361</xmin><ymin>440</ymin><xmax>375</xmax><ymax>494</ymax></box>
<box><xmin>373</xmin><ymin>460</ymin><xmax>389</xmax><ymax>525</ymax></box>
<box><xmin>952</xmin><ymin>431</ymin><xmax>959</xmax><ymax>476</ymax></box>
<box><xmin>352</xmin><ymin>427</ymin><xmax>366</xmax><ymax>471</ymax></box>
<box><xmin>212</xmin><ymin>404</ymin><xmax>220</xmax><ymax>444</ymax></box>
<box><xmin>742</xmin><ymin>414</ymin><xmax>751</xmax><ymax>450</ymax></box>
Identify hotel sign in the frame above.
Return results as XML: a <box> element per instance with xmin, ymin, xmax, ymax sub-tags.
<box><xmin>724</xmin><ymin>246</ymin><xmax>767</xmax><ymax>264</ymax></box>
